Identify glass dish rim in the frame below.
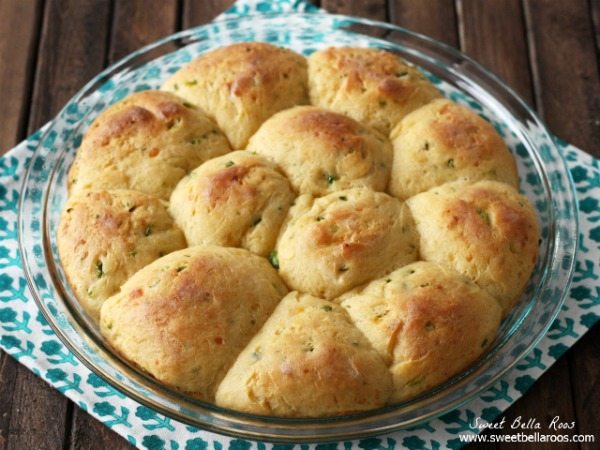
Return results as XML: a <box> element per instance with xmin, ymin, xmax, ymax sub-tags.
<box><xmin>18</xmin><ymin>11</ymin><xmax>579</xmax><ymax>442</ymax></box>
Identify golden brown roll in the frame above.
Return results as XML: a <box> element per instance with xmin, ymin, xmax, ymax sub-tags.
<box><xmin>340</xmin><ymin>261</ymin><xmax>502</xmax><ymax>402</ymax></box>
<box><xmin>169</xmin><ymin>151</ymin><xmax>295</xmax><ymax>256</ymax></box>
<box><xmin>54</xmin><ymin>42</ymin><xmax>538</xmax><ymax>418</ymax></box>
<box><xmin>407</xmin><ymin>180</ymin><xmax>539</xmax><ymax>314</ymax></box>
<box><xmin>162</xmin><ymin>42</ymin><xmax>308</xmax><ymax>148</ymax></box>
<box><xmin>246</xmin><ymin>106</ymin><xmax>392</xmax><ymax>196</ymax></box>
<box><xmin>57</xmin><ymin>190</ymin><xmax>187</xmax><ymax>321</ymax></box>
<box><xmin>100</xmin><ymin>246</ymin><xmax>288</xmax><ymax>401</ymax></box>
<box><xmin>389</xmin><ymin>99</ymin><xmax>518</xmax><ymax>199</ymax></box>
<box><xmin>68</xmin><ymin>90</ymin><xmax>231</xmax><ymax>200</ymax></box>
<box><xmin>276</xmin><ymin>188</ymin><xmax>418</xmax><ymax>299</ymax></box>
<box><xmin>215</xmin><ymin>291</ymin><xmax>392</xmax><ymax>416</ymax></box>
<box><xmin>308</xmin><ymin>47</ymin><xmax>441</xmax><ymax>135</ymax></box>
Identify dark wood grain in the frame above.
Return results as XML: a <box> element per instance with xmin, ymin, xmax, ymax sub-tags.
<box><xmin>321</xmin><ymin>0</ymin><xmax>387</xmax><ymax>20</ymax></box>
<box><xmin>27</xmin><ymin>0</ymin><xmax>112</xmax><ymax>131</ymax></box>
<box><xmin>502</xmin><ymin>359</ymin><xmax>578</xmax><ymax>450</ymax></box>
<box><xmin>70</xmin><ymin>407</ymin><xmax>133</xmax><ymax>450</ymax></box>
<box><xmin>182</xmin><ymin>0</ymin><xmax>235</xmax><ymax>28</ymax></box>
<box><xmin>389</xmin><ymin>0</ymin><xmax>458</xmax><ymax>47</ymax></box>
<box><xmin>109</xmin><ymin>0</ymin><xmax>179</xmax><ymax>63</ymax></box>
<box><xmin>0</xmin><ymin>0</ymin><xmax>43</xmax><ymax>153</ymax></box>
<box><xmin>593</xmin><ymin>0</ymin><xmax>600</xmax><ymax>57</ymax></box>
<box><xmin>457</xmin><ymin>0</ymin><xmax>533</xmax><ymax>104</ymax></box>
<box><xmin>0</xmin><ymin>354</ymin><xmax>18</xmax><ymax>450</ymax></box>
<box><xmin>5</xmin><ymin>368</ymin><xmax>72</xmax><ymax>450</ymax></box>
<box><xmin>524</xmin><ymin>0</ymin><xmax>600</xmax><ymax>150</ymax></box>
<box><xmin>569</xmin><ymin>326</ymin><xmax>600</xmax><ymax>450</ymax></box>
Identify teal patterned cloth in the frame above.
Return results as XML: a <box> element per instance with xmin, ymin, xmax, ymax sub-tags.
<box><xmin>1</xmin><ymin>1</ymin><xmax>599</xmax><ymax>449</ymax></box>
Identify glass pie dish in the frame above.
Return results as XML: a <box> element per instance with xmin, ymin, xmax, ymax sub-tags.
<box><xmin>18</xmin><ymin>12</ymin><xmax>578</xmax><ymax>442</ymax></box>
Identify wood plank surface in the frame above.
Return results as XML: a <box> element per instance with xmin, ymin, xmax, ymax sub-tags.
<box><xmin>0</xmin><ymin>0</ymin><xmax>598</xmax><ymax>449</ymax></box>
<box><xmin>182</xmin><ymin>0</ymin><xmax>235</xmax><ymax>28</ymax></box>
<box><xmin>389</xmin><ymin>0</ymin><xmax>458</xmax><ymax>47</ymax></box>
<box><xmin>457</xmin><ymin>0</ymin><xmax>533</xmax><ymax>104</ymax></box>
<box><xmin>108</xmin><ymin>0</ymin><xmax>179</xmax><ymax>63</ymax></box>
<box><xmin>321</xmin><ymin>0</ymin><xmax>387</xmax><ymax>20</ymax></box>
<box><xmin>0</xmin><ymin>0</ymin><xmax>42</xmax><ymax>153</ymax></box>
<box><xmin>568</xmin><ymin>328</ymin><xmax>600</xmax><ymax>450</ymax></box>
<box><xmin>26</xmin><ymin>0</ymin><xmax>112</xmax><ymax>130</ymax></box>
<box><xmin>524</xmin><ymin>0</ymin><xmax>600</xmax><ymax>150</ymax></box>
<box><xmin>593</xmin><ymin>0</ymin><xmax>600</xmax><ymax>56</ymax></box>
<box><xmin>501</xmin><ymin>359</ymin><xmax>577</xmax><ymax>450</ymax></box>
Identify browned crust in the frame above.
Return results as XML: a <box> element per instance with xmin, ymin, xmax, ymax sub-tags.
<box><xmin>290</xmin><ymin>108</ymin><xmax>366</xmax><ymax>152</ymax></box>
<box><xmin>316</xmin><ymin>47</ymin><xmax>426</xmax><ymax>101</ymax></box>
<box><xmin>429</xmin><ymin>101</ymin><xmax>508</xmax><ymax>164</ymax></box>
<box><xmin>203</xmin><ymin>165</ymin><xmax>258</xmax><ymax>208</ymax></box>
<box><xmin>185</xmin><ymin>42</ymin><xmax>306</xmax><ymax>100</ymax></box>
<box><xmin>443</xmin><ymin>184</ymin><xmax>535</xmax><ymax>255</ymax></box>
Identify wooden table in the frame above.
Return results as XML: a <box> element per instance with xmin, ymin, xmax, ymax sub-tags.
<box><xmin>0</xmin><ymin>1</ymin><xmax>598</xmax><ymax>449</ymax></box>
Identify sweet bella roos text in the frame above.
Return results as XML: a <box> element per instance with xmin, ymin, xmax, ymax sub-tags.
<box><xmin>471</xmin><ymin>416</ymin><xmax>576</xmax><ymax>431</ymax></box>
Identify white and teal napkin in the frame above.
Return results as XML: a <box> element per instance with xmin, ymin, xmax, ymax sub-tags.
<box><xmin>1</xmin><ymin>1</ymin><xmax>598</xmax><ymax>449</ymax></box>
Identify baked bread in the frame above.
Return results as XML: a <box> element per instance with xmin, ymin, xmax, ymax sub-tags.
<box><xmin>407</xmin><ymin>180</ymin><xmax>539</xmax><ymax>314</ymax></box>
<box><xmin>276</xmin><ymin>188</ymin><xmax>418</xmax><ymax>299</ymax></box>
<box><xmin>169</xmin><ymin>151</ymin><xmax>295</xmax><ymax>256</ymax></box>
<box><xmin>100</xmin><ymin>246</ymin><xmax>288</xmax><ymax>401</ymax></box>
<box><xmin>308</xmin><ymin>47</ymin><xmax>441</xmax><ymax>135</ymax></box>
<box><xmin>68</xmin><ymin>90</ymin><xmax>231</xmax><ymax>200</ymax></box>
<box><xmin>246</xmin><ymin>106</ymin><xmax>392</xmax><ymax>196</ymax></box>
<box><xmin>57</xmin><ymin>190</ymin><xmax>186</xmax><ymax>320</ymax></box>
<box><xmin>389</xmin><ymin>99</ymin><xmax>518</xmax><ymax>199</ymax></box>
<box><xmin>162</xmin><ymin>42</ymin><xmax>308</xmax><ymax>148</ymax></box>
<box><xmin>57</xmin><ymin>43</ymin><xmax>539</xmax><ymax>415</ymax></box>
<box><xmin>340</xmin><ymin>261</ymin><xmax>502</xmax><ymax>402</ymax></box>
<box><xmin>215</xmin><ymin>291</ymin><xmax>392</xmax><ymax>416</ymax></box>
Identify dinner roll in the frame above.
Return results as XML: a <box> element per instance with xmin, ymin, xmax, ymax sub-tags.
<box><xmin>55</xmin><ymin>41</ymin><xmax>540</xmax><ymax>418</ymax></box>
<box><xmin>407</xmin><ymin>180</ymin><xmax>539</xmax><ymax>314</ymax></box>
<box><xmin>389</xmin><ymin>99</ymin><xmax>518</xmax><ymax>199</ymax></box>
<box><xmin>246</xmin><ymin>106</ymin><xmax>392</xmax><ymax>196</ymax></box>
<box><xmin>308</xmin><ymin>47</ymin><xmax>441</xmax><ymax>135</ymax></box>
<box><xmin>276</xmin><ymin>188</ymin><xmax>418</xmax><ymax>299</ymax></box>
<box><xmin>169</xmin><ymin>151</ymin><xmax>295</xmax><ymax>256</ymax></box>
<box><xmin>215</xmin><ymin>291</ymin><xmax>392</xmax><ymax>416</ymax></box>
<box><xmin>68</xmin><ymin>90</ymin><xmax>231</xmax><ymax>200</ymax></box>
<box><xmin>340</xmin><ymin>261</ymin><xmax>502</xmax><ymax>402</ymax></box>
<box><xmin>57</xmin><ymin>190</ymin><xmax>186</xmax><ymax>321</ymax></box>
<box><xmin>100</xmin><ymin>246</ymin><xmax>288</xmax><ymax>401</ymax></box>
<box><xmin>162</xmin><ymin>42</ymin><xmax>308</xmax><ymax>148</ymax></box>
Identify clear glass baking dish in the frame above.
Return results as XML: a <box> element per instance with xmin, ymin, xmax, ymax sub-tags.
<box><xmin>18</xmin><ymin>12</ymin><xmax>578</xmax><ymax>442</ymax></box>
